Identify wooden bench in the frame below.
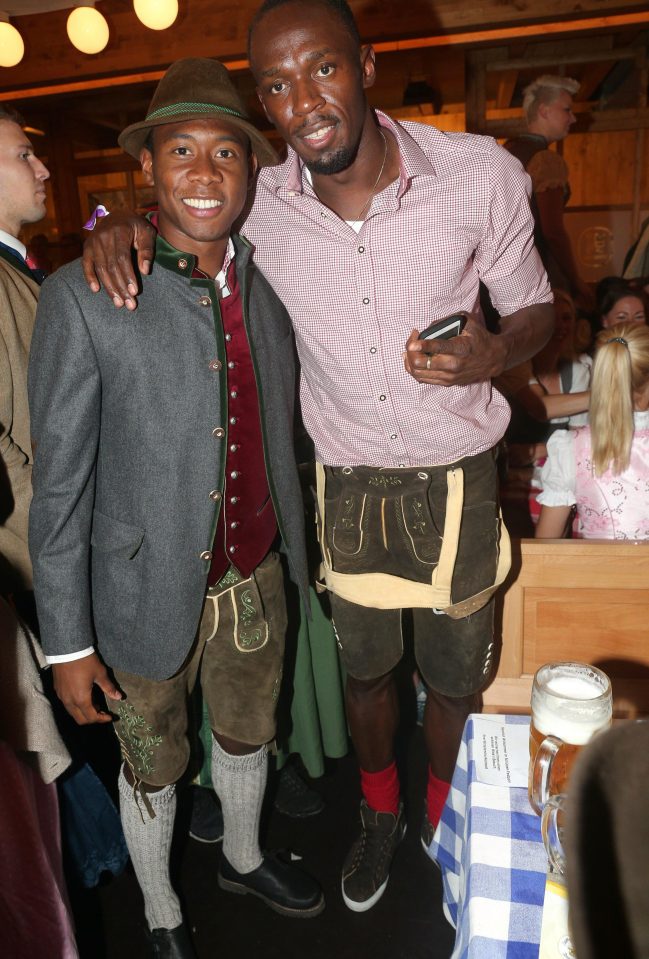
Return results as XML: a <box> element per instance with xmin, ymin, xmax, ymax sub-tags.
<box><xmin>484</xmin><ymin>538</ymin><xmax>649</xmax><ymax>718</ymax></box>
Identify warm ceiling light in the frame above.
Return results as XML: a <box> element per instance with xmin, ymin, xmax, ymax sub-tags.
<box><xmin>133</xmin><ymin>0</ymin><xmax>178</xmax><ymax>31</ymax></box>
<box><xmin>67</xmin><ymin>4</ymin><xmax>109</xmax><ymax>55</ymax></box>
<box><xmin>0</xmin><ymin>17</ymin><xmax>24</xmax><ymax>67</ymax></box>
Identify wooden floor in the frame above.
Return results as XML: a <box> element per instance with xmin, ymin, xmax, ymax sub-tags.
<box><xmin>68</xmin><ymin>719</ymin><xmax>456</xmax><ymax>959</ymax></box>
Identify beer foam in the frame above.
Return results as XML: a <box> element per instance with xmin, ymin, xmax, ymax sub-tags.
<box><xmin>545</xmin><ymin>675</ymin><xmax>604</xmax><ymax>700</ymax></box>
<box><xmin>533</xmin><ymin>703</ymin><xmax>608</xmax><ymax>745</ymax></box>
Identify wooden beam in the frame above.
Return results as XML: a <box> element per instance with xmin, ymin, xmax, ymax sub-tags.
<box><xmin>496</xmin><ymin>70</ymin><xmax>519</xmax><ymax>110</ymax></box>
<box><xmin>486</xmin><ymin>46</ymin><xmax>643</xmax><ymax>72</ymax></box>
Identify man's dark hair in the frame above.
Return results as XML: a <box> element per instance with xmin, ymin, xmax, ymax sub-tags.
<box><xmin>248</xmin><ymin>0</ymin><xmax>361</xmax><ymax>59</ymax></box>
<box><xmin>0</xmin><ymin>105</ymin><xmax>25</xmax><ymax>126</ymax></box>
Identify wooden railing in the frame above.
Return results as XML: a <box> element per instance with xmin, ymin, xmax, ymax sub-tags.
<box><xmin>484</xmin><ymin>538</ymin><xmax>649</xmax><ymax>718</ymax></box>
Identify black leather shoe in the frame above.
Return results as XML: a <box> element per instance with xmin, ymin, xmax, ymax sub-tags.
<box><xmin>146</xmin><ymin>924</ymin><xmax>197</xmax><ymax>959</ymax></box>
<box><xmin>218</xmin><ymin>853</ymin><xmax>325</xmax><ymax>918</ymax></box>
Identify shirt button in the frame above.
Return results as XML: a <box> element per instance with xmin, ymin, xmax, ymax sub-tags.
<box><xmin>230</xmin><ymin>470</ymin><xmax>239</xmax><ymax>479</ymax></box>
<box><xmin>230</xmin><ymin>390</ymin><xmax>238</xmax><ymax>399</ymax></box>
<box><xmin>230</xmin><ymin>416</ymin><xmax>237</xmax><ymax>425</ymax></box>
<box><xmin>225</xmin><ymin>333</ymin><xmax>232</xmax><ymax>342</ymax></box>
<box><xmin>370</xmin><ymin>347</ymin><xmax>377</xmax><ymax>354</ymax></box>
<box><xmin>178</xmin><ymin>258</ymin><xmax>188</xmax><ymax>270</ymax></box>
<box><xmin>390</xmin><ymin>433</ymin><xmax>397</xmax><ymax>440</ymax></box>
<box><xmin>209</xmin><ymin>489</ymin><xmax>222</xmax><ymax>501</ymax></box>
<box><xmin>199</xmin><ymin>295</ymin><xmax>212</xmax><ymax>307</ymax></box>
<box><xmin>229</xmin><ymin>545</ymin><xmax>237</xmax><ymax>554</ymax></box>
<box><xmin>199</xmin><ymin>550</ymin><xmax>212</xmax><ymax>561</ymax></box>
<box><xmin>209</xmin><ymin>359</ymin><xmax>222</xmax><ymax>372</ymax></box>
<box><xmin>230</xmin><ymin>443</ymin><xmax>239</xmax><ymax>452</ymax></box>
<box><xmin>362</xmin><ymin>297</ymin><xmax>370</xmax><ymax>305</ymax></box>
<box><xmin>358</xmin><ymin>246</ymin><xmax>365</xmax><ymax>253</ymax></box>
<box><xmin>212</xmin><ymin>427</ymin><xmax>225</xmax><ymax>438</ymax></box>
<box><xmin>398</xmin><ymin>463</ymin><xmax>405</xmax><ymax>468</ymax></box>
<box><xmin>379</xmin><ymin>395</ymin><xmax>386</xmax><ymax>401</ymax></box>
<box><xmin>228</xmin><ymin>361</ymin><xmax>235</xmax><ymax>369</ymax></box>
<box><xmin>230</xmin><ymin>521</ymin><xmax>239</xmax><ymax>529</ymax></box>
<box><xmin>230</xmin><ymin>496</ymin><xmax>239</xmax><ymax>504</ymax></box>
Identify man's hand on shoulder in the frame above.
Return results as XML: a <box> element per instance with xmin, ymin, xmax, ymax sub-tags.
<box><xmin>82</xmin><ymin>209</ymin><xmax>155</xmax><ymax>311</ymax></box>
<box><xmin>52</xmin><ymin>652</ymin><xmax>122</xmax><ymax>725</ymax></box>
<box><xmin>404</xmin><ymin>316</ymin><xmax>507</xmax><ymax>387</ymax></box>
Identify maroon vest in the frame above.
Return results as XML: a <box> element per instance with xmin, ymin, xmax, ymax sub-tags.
<box><xmin>206</xmin><ymin>264</ymin><xmax>278</xmax><ymax>584</ymax></box>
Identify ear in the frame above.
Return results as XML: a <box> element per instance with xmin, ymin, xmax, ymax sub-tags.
<box><xmin>248</xmin><ymin>150</ymin><xmax>259</xmax><ymax>189</ymax></box>
<box><xmin>140</xmin><ymin>147</ymin><xmax>154</xmax><ymax>186</ymax></box>
<box><xmin>360</xmin><ymin>44</ymin><xmax>376</xmax><ymax>90</ymax></box>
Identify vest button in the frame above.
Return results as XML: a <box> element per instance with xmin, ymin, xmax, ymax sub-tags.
<box><xmin>230</xmin><ymin>443</ymin><xmax>239</xmax><ymax>452</ymax></box>
<box><xmin>209</xmin><ymin>490</ymin><xmax>221</xmax><ymax>501</ymax></box>
<box><xmin>230</xmin><ymin>521</ymin><xmax>239</xmax><ymax>529</ymax></box>
<box><xmin>199</xmin><ymin>550</ymin><xmax>212</xmax><ymax>561</ymax></box>
<box><xmin>228</xmin><ymin>545</ymin><xmax>237</xmax><ymax>554</ymax></box>
<box><xmin>230</xmin><ymin>470</ymin><xmax>239</xmax><ymax>479</ymax></box>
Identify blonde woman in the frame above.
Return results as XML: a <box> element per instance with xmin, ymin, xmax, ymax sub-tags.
<box><xmin>536</xmin><ymin>323</ymin><xmax>649</xmax><ymax>539</ymax></box>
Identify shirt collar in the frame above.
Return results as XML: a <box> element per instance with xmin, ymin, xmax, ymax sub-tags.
<box><xmin>276</xmin><ymin>110</ymin><xmax>436</xmax><ymax>200</ymax></box>
<box><xmin>0</xmin><ymin>229</ymin><xmax>26</xmax><ymax>261</ymax></box>
<box><xmin>150</xmin><ymin>213</ymin><xmax>235</xmax><ymax>293</ymax></box>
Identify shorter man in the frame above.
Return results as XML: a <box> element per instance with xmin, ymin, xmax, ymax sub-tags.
<box><xmin>505</xmin><ymin>75</ymin><xmax>593</xmax><ymax>310</ymax></box>
<box><xmin>29</xmin><ymin>58</ymin><xmax>323</xmax><ymax>959</ymax></box>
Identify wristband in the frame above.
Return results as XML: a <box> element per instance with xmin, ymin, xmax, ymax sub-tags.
<box><xmin>83</xmin><ymin>204</ymin><xmax>109</xmax><ymax>231</ymax></box>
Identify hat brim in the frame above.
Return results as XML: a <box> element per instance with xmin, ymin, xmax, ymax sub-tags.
<box><xmin>118</xmin><ymin>109</ymin><xmax>278</xmax><ymax>167</ymax></box>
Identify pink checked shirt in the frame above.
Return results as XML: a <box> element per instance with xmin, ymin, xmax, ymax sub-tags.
<box><xmin>241</xmin><ymin>112</ymin><xmax>552</xmax><ymax>467</ymax></box>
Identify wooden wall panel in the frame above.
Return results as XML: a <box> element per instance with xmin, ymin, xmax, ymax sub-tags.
<box><xmin>564</xmin><ymin>131</ymin><xmax>644</xmax><ymax>206</ymax></box>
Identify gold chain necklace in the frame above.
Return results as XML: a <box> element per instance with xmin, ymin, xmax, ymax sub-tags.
<box><xmin>353</xmin><ymin>129</ymin><xmax>388</xmax><ymax>221</ymax></box>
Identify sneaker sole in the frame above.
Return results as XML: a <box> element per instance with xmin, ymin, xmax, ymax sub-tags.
<box><xmin>341</xmin><ymin>820</ymin><xmax>407</xmax><ymax>913</ymax></box>
<box><xmin>188</xmin><ymin>830</ymin><xmax>224</xmax><ymax>844</ymax></box>
<box><xmin>217</xmin><ymin>873</ymin><xmax>325</xmax><ymax>919</ymax></box>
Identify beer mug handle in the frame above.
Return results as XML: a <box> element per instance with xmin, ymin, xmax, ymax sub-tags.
<box><xmin>541</xmin><ymin>793</ymin><xmax>567</xmax><ymax>876</ymax></box>
<box><xmin>531</xmin><ymin>735</ymin><xmax>563</xmax><ymax>815</ymax></box>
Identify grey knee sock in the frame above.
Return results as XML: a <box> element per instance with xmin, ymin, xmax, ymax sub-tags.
<box><xmin>118</xmin><ymin>766</ymin><xmax>182</xmax><ymax>931</ymax></box>
<box><xmin>211</xmin><ymin>738</ymin><xmax>266</xmax><ymax>874</ymax></box>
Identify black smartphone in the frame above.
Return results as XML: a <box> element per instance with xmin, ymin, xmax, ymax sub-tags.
<box><xmin>419</xmin><ymin>313</ymin><xmax>468</xmax><ymax>341</ymax></box>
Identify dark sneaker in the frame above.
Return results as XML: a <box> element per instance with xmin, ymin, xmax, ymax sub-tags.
<box><xmin>188</xmin><ymin>785</ymin><xmax>224</xmax><ymax>844</ymax></box>
<box><xmin>341</xmin><ymin>800</ymin><xmax>406</xmax><ymax>912</ymax></box>
<box><xmin>274</xmin><ymin>763</ymin><xmax>325</xmax><ymax>819</ymax></box>
<box><xmin>420</xmin><ymin>810</ymin><xmax>435</xmax><ymax>852</ymax></box>
<box><xmin>218</xmin><ymin>853</ymin><xmax>325</xmax><ymax>918</ymax></box>
<box><xmin>146</xmin><ymin>924</ymin><xmax>197</xmax><ymax>959</ymax></box>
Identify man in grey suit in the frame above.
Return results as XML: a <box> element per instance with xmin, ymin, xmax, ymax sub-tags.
<box><xmin>28</xmin><ymin>58</ymin><xmax>324</xmax><ymax>959</ymax></box>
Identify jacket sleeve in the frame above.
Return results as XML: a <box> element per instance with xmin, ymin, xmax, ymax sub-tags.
<box><xmin>28</xmin><ymin>276</ymin><xmax>100</xmax><ymax>657</ymax></box>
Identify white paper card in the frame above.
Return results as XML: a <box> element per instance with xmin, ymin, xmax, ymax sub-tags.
<box><xmin>473</xmin><ymin>716</ymin><xmax>529</xmax><ymax>787</ymax></box>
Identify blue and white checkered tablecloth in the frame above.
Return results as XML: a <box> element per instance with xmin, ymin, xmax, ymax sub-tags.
<box><xmin>426</xmin><ymin>714</ymin><xmax>548</xmax><ymax>959</ymax></box>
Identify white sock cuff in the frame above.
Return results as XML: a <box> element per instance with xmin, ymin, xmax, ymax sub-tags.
<box><xmin>211</xmin><ymin>738</ymin><xmax>267</xmax><ymax>774</ymax></box>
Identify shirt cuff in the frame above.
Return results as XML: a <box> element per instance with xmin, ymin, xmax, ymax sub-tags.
<box><xmin>83</xmin><ymin>205</ymin><xmax>109</xmax><ymax>231</ymax></box>
<box><xmin>45</xmin><ymin>646</ymin><xmax>95</xmax><ymax>664</ymax></box>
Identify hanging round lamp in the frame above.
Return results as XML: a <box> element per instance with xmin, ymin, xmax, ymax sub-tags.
<box><xmin>133</xmin><ymin>0</ymin><xmax>178</xmax><ymax>31</ymax></box>
<box><xmin>0</xmin><ymin>18</ymin><xmax>24</xmax><ymax>67</ymax></box>
<box><xmin>67</xmin><ymin>4</ymin><xmax>109</xmax><ymax>55</ymax></box>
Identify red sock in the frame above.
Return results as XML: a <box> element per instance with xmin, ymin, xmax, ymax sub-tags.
<box><xmin>427</xmin><ymin>768</ymin><xmax>451</xmax><ymax>829</ymax></box>
<box><xmin>360</xmin><ymin>761</ymin><xmax>400</xmax><ymax>815</ymax></box>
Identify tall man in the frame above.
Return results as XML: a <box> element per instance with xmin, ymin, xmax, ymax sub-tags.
<box><xmin>0</xmin><ymin>107</ymin><xmax>49</xmax><ymax>601</ymax></box>
<box><xmin>29</xmin><ymin>58</ymin><xmax>324</xmax><ymax>959</ymax></box>
<box><xmin>82</xmin><ymin>0</ymin><xmax>554</xmax><ymax>914</ymax></box>
<box><xmin>504</xmin><ymin>75</ymin><xmax>593</xmax><ymax>310</ymax></box>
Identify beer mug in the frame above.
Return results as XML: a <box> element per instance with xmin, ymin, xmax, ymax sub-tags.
<box><xmin>529</xmin><ymin>662</ymin><xmax>612</xmax><ymax>815</ymax></box>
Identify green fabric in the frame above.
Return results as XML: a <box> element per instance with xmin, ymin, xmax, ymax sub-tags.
<box><xmin>198</xmin><ymin>586</ymin><xmax>348</xmax><ymax>784</ymax></box>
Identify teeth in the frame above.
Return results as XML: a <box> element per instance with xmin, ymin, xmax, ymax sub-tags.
<box><xmin>304</xmin><ymin>125</ymin><xmax>333</xmax><ymax>142</ymax></box>
<box><xmin>183</xmin><ymin>198</ymin><xmax>223</xmax><ymax>209</ymax></box>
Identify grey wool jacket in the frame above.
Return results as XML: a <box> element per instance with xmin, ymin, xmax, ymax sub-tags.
<box><xmin>28</xmin><ymin>233</ymin><xmax>309</xmax><ymax>680</ymax></box>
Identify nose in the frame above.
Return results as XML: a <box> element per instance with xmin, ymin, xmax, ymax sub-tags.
<box><xmin>292</xmin><ymin>76</ymin><xmax>325</xmax><ymax>117</ymax></box>
<box><xmin>187</xmin><ymin>154</ymin><xmax>223</xmax><ymax>183</ymax></box>
<box><xmin>35</xmin><ymin>157</ymin><xmax>49</xmax><ymax>181</ymax></box>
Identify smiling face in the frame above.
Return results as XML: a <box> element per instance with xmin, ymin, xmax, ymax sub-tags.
<box><xmin>140</xmin><ymin>117</ymin><xmax>256</xmax><ymax>275</ymax></box>
<box><xmin>249</xmin><ymin>1</ymin><xmax>376</xmax><ymax>175</ymax></box>
<box><xmin>0</xmin><ymin>120</ymin><xmax>49</xmax><ymax>237</ymax></box>
<box><xmin>602</xmin><ymin>294</ymin><xmax>647</xmax><ymax>330</ymax></box>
